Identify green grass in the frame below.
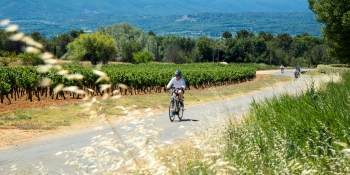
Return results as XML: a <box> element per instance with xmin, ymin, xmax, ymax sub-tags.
<box><xmin>223</xmin><ymin>73</ymin><xmax>350</xmax><ymax>174</ymax></box>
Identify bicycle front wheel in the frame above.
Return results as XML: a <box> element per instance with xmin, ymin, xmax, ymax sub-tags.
<box><xmin>169</xmin><ymin>100</ymin><xmax>176</xmax><ymax>122</ymax></box>
<box><xmin>178</xmin><ymin>107</ymin><xmax>184</xmax><ymax>121</ymax></box>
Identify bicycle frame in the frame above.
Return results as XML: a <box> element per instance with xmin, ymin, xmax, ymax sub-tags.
<box><xmin>170</xmin><ymin>88</ymin><xmax>180</xmax><ymax>112</ymax></box>
<box><xmin>169</xmin><ymin>87</ymin><xmax>184</xmax><ymax>122</ymax></box>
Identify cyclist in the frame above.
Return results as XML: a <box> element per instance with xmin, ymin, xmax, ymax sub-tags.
<box><xmin>166</xmin><ymin>70</ymin><xmax>186</xmax><ymax>108</ymax></box>
<box><xmin>293</xmin><ymin>66</ymin><xmax>300</xmax><ymax>78</ymax></box>
<box><xmin>280</xmin><ymin>64</ymin><xmax>285</xmax><ymax>73</ymax></box>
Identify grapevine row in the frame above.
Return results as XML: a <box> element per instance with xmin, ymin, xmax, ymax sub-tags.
<box><xmin>0</xmin><ymin>63</ymin><xmax>256</xmax><ymax>104</ymax></box>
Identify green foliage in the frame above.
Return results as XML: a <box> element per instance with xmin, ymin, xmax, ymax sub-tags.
<box><xmin>222</xmin><ymin>31</ymin><xmax>233</xmax><ymax>39</ymax></box>
<box><xmin>132</xmin><ymin>51</ymin><xmax>155</xmax><ymax>64</ymax></box>
<box><xmin>308</xmin><ymin>0</ymin><xmax>350</xmax><ymax>63</ymax></box>
<box><xmin>18</xmin><ymin>52</ymin><xmax>42</xmax><ymax>66</ymax></box>
<box><xmin>97</xmin><ymin>22</ymin><xmax>149</xmax><ymax>60</ymax></box>
<box><xmin>52</xmin><ymin>33</ymin><xmax>73</xmax><ymax>57</ymax></box>
<box><xmin>275</xmin><ymin>33</ymin><xmax>293</xmax><ymax>51</ymax></box>
<box><xmin>0</xmin><ymin>63</ymin><xmax>256</xmax><ymax>98</ymax></box>
<box><xmin>196</xmin><ymin>36</ymin><xmax>213</xmax><ymax>62</ymax></box>
<box><xmin>0</xmin><ymin>51</ymin><xmax>17</xmax><ymax>66</ymax></box>
<box><xmin>0</xmin><ymin>21</ymin><xmax>330</xmax><ymax>66</ymax></box>
<box><xmin>224</xmin><ymin>73</ymin><xmax>350</xmax><ymax>173</ymax></box>
<box><xmin>70</xmin><ymin>29</ymin><xmax>84</xmax><ymax>38</ymax></box>
<box><xmin>121</xmin><ymin>40</ymin><xmax>142</xmax><ymax>63</ymax></box>
<box><xmin>290</xmin><ymin>57</ymin><xmax>309</xmax><ymax>67</ymax></box>
<box><xmin>67</xmin><ymin>32</ymin><xmax>118</xmax><ymax>65</ymax></box>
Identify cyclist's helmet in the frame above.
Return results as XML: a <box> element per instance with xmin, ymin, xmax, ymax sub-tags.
<box><xmin>174</xmin><ymin>70</ymin><xmax>182</xmax><ymax>76</ymax></box>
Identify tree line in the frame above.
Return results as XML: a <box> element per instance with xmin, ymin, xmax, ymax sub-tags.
<box><xmin>0</xmin><ymin>22</ymin><xmax>336</xmax><ymax>67</ymax></box>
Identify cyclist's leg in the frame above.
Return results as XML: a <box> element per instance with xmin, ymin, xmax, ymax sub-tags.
<box><xmin>178</xmin><ymin>90</ymin><xmax>184</xmax><ymax>107</ymax></box>
<box><xmin>178</xmin><ymin>90</ymin><xmax>183</xmax><ymax>101</ymax></box>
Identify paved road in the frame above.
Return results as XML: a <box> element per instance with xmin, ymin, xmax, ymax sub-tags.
<box><xmin>0</xmin><ymin>70</ymin><xmax>309</xmax><ymax>174</ymax></box>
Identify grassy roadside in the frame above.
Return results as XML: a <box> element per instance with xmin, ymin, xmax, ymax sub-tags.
<box><xmin>220</xmin><ymin>72</ymin><xmax>350</xmax><ymax>174</ymax></box>
<box><xmin>0</xmin><ymin>74</ymin><xmax>291</xmax><ymax>132</ymax></box>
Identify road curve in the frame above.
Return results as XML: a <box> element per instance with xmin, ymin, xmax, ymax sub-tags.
<box><xmin>0</xmin><ymin>70</ymin><xmax>311</xmax><ymax>174</ymax></box>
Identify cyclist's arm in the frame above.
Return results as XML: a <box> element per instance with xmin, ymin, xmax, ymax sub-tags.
<box><xmin>180</xmin><ymin>78</ymin><xmax>186</xmax><ymax>89</ymax></box>
<box><xmin>166</xmin><ymin>77</ymin><xmax>175</xmax><ymax>89</ymax></box>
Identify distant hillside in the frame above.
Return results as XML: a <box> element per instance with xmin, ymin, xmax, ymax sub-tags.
<box><xmin>0</xmin><ymin>0</ymin><xmax>311</xmax><ymax>18</ymax></box>
<box><xmin>0</xmin><ymin>12</ymin><xmax>322</xmax><ymax>39</ymax></box>
<box><xmin>0</xmin><ymin>1</ymin><xmax>321</xmax><ymax>39</ymax></box>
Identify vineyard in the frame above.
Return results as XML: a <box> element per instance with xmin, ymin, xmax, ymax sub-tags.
<box><xmin>0</xmin><ymin>63</ymin><xmax>256</xmax><ymax>104</ymax></box>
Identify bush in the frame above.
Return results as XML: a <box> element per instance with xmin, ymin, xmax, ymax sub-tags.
<box><xmin>132</xmin><ymin>50</ymin><xmax>155</xmax><ymax>64</ymax></box>
<box><xmin>0</xmin><ymin>51</ymin><xmax>17</xmax><ymax>66</ymax></box>
<box><xmin>290</xmin><ymin>57</ymin><xmax>309</xmax><ymax>67</ymax></box>
<box><xmin>18</xmin><ymin>52</ymin><xmax>43</xmax><ymax>66</ymax></box>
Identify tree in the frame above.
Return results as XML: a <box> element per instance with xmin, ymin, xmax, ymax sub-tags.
<box><xmin>70</xmin><ymin>30</ymin><xmax>83</xmax><ymax>38</ymax></box>
<box><xmin>236</xmin><ymin>29</ymin><xmax>249</xmax><ymax>39</ymax></box>
<box><xmin>257</xmin><ymin>31</ymin><xmax>267</xmax><ymax>40</ymax></box>
<box><xmin>148</xmin><ymin>30</ymin><xmax>156</xmax><ymax>36</ymax></box>
<box><xmin>53</xmin><ymin>33</ymin><xmax>73</xmax><ymax>57</ymax></box>
<box><xmin>18</xmin><ymin>52</ymin><xmax>43</xmax><ymax>66</ymax></box>
<box><xmin>133</xmin><ymin>50</ymin><xmax>155</xmax><ymax>64</ymax></box>
<box><xmin>164</xmin><ymin>45</ymin><xmax>183</xmax><ymax>63</ymax></box>
<box><xmin>121</xmin><ymin>40</ymin><xmax>142</xmax><ymax>63</ymax></box>
<box><xmin>97</xmin><ymin>22</ymin><xmax>150</xmax><ymax>60</ymax></box>
<box><xmin>31</xmin><ymin>31</ymin><xmax>43</xmax><ymax>41</ymax></box>
<box><xmin>196</xmin><ymin>36</ymin><xmax>213</xmax><ymax>62</ymax></box>
<box><xmin>67</xmin><ymin>32</ymin><xmax>117</xmax><ymax>65</ymax></box>
<box><xmin>276</xmin><ymin>33</ymin><xmax>293</xmax><ymax>51</ymax></box>
<box><xmin>222</xmin><ymin>31</ymin><xmax>233</xmax><ymax>39</ymax></box>
<box><xmin>308</xmin><ymin>0</ymin><xmax>350</xmax><ymax>63</ymax></box>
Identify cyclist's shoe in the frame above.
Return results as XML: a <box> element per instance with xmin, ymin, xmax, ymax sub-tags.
<box><xmin>170</xmin><ymin>112</ymin><xmax>173</xmax><ymax>117</ymax></box>
<box><xmin>180</xmin><ymin>101</ymin><xmax>184</xmax><ymax>108</ymax></box>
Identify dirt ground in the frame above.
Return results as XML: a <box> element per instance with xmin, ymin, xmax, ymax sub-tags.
<box><xmin>0</xmin><ymin>73</ymin><xmax>275</xmax><ymax>148</ymax></box>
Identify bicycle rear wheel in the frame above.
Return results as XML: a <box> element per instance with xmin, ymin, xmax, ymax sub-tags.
<box><xmin>169</xmin><ymin>100</ymin><xmax>176</xmax><ymax>122</ymax></box>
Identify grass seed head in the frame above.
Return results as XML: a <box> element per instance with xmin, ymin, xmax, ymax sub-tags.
<box><xmin>25</xmin><ymin>46</ymin><xmax>40</xmax><ymax>54</ymax></box>
<box><xmin>39</xmin><ymin>52</ymin><xmax>55</xmax><ymax>60</ymax></box>
<box><xmin>0</xmin><ymin>19</ymin><xmax>10</xmax><ymax>26</ymax></box>
<box><xmin>37</xmin><ymin>65</ymin><xmax>52</xmax><ymax>73</ymax></box>
<box><xmin>5</xmin><ymin>24</ymin><xmax>18</xmax><ymax>32</ymax></box>
<box><xmin>9</xmin><ymin>32</ymin><xmax>24</xmax><ymax>41</ymax></box>
<box><xmin>40</xmin><ymin>78</ymin><xmax>51</xmax><ymax>87</ymax></box>
<box><xmin>53</xmin><ymin>84</ymin><xmax>64</xmax><ymax>93</ymax></box>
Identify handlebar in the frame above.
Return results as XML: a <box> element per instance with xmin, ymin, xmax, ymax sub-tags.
<box><xmin>169</xmin><ymin>87</ymin><xmax>184</xmax><ymax>91</ymax></box>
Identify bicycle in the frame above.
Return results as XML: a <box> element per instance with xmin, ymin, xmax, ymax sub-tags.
<box><xmin>168</xmin><ymin>87</ymin><xmax>184</xmax><ymax>122</ymax></box>
<box><xmin>294</xmin><ymin>72</ymin><xmax>300</xmax><ymax>79</ymax></box>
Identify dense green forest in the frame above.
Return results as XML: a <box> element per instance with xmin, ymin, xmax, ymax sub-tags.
<box><xmin>0</xmin><ymin>21</ymin><xmax>333</xmax><ymax>67</ymax></box>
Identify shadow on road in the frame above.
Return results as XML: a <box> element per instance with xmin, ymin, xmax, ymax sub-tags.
<box><xmin>177</xmin><ymin>119</ymin><xmax>199</xmax><ymax>122</ymax></box>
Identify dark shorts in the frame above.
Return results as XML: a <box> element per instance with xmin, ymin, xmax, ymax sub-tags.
<box><xmin>177</xmin><ymin>88</ymin><xmax>185</xmax><ymax>94</ymax></box>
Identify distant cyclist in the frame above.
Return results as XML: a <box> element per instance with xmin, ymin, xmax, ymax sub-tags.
<box><xmin>293</xmin><ymin>66</ymin><xmax>301</xmax><ymax>78</ymax></box>
<box><xmin>166</xmin><ymin>70</ymin><xmax>186</xmax><ymax>107</ymax></box>
<box><xmin>280</xmin><ymin>64</ymin><xmax>285</xmax><ymax>73</ymax></box>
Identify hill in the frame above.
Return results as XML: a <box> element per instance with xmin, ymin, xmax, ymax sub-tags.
<box><xmin>0</xmin><ymin>0</ymin><xmax>311</xmax><ymax>18</ymax></box>
<box><xmin>0</xmin><ymin>1</ymin><xmax>321</xmax><ymax>38</ymax></box>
